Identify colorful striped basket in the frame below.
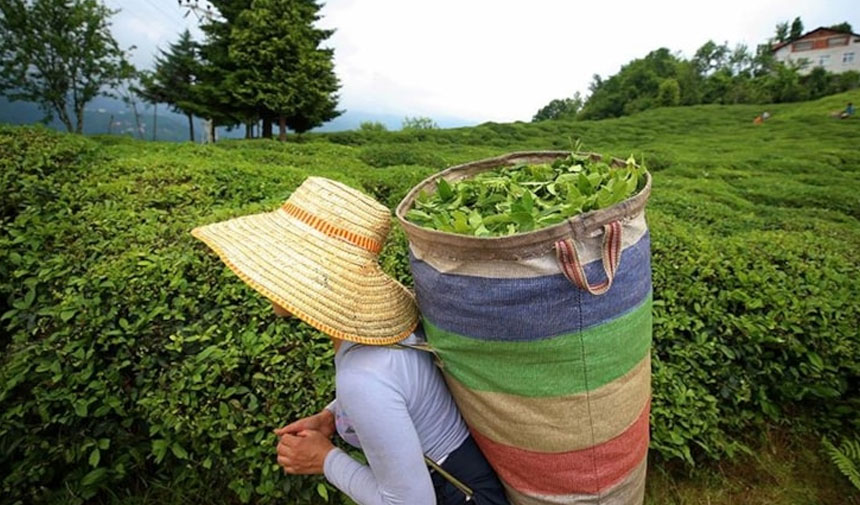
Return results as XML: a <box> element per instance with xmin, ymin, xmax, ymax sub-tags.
<box><xmin>396</xmin><ymin>151</ymin><xmax>652</xmax><ymax>505</ymax></box>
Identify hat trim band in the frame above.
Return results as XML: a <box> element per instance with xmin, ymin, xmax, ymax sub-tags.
<box><xmin>282</xmin><ymin>202</ymin><xmax>383</xmax><ymax>254</ymax></box>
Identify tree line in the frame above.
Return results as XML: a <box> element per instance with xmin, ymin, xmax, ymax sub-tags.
<box><xmin>534</xmin><ymin>18</ymin><xmax>859</xmax><ymax>122</ymax></box>
<box><xmin>0</xmin><ymin>0</ymin><xmax>340</xmax><ymax>141</ymax></box>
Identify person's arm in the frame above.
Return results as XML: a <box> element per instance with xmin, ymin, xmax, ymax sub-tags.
<box><xmin>323</xmin><ymin>368</ymin><xmax>434</xmax><ymax>505</ymax></box>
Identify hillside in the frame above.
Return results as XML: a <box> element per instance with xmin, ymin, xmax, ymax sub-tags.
<box><xmin>1</xmin><ymin>91</ymin><xmax>859</xmax><ymax>505</ymax></box>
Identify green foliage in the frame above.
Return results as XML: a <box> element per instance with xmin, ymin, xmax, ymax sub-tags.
<box><xmin>569</xmin><ymin>28</ymin><xmax>859</xmax><ymax>121</ymax></box>
<box><xmin>190</xmin><ymin>0</ymin><xmax>251</xmax><ymax>130</ymax></box>
<box><xmin>790</xmin><ymin>17</ymin><xmax>804</xmax><ymax>41</ymax></box>
<box><xmin>358</xmin><ymin>121</ymin><xmax>387</xmax><ymax>132</ymax></box>
<box><xmin>1</xmin><ymin>90</ymin><xmax>860</xmax><ymax>503</ymax></box>
<box><xmin>829</xmin><ymin>22</ymin><xmax>853</xmax><ymax>34</ymax></box>
<box><xmin>532</xmin><ymin>92</ymin><xmax>583</xmax><ymax>121</ymax></box>
<box><xmin>657</xmin><ymin>79</ymin><xmax>681</xmax><ymax>106</ymax></box>
<box><xmin>0</xmin><ymin>0</ymin><xmax>134</xmax><ymax>133</ymax></box>
<box><xmin>822</xmin><ymin>437</ymin><xmax>860</xmax><ymax>490</ymax></box>
<box><xmin>774</xmin><ymin>22</ymin><xmax>789</xmax><ymax>43</ymax></box>
<box><xmin>405</xmin><ymin>153</ymin><xmax>646</xmax><ymax>236</ymax></box>
<box><xmin>357</xmin><ymin>144</ymin><xmax>447</xmax><ymax>169</ymax></box>
<box><xmin>401</xmin><ymin>116</ymin><xmax>438</xmax><ymax>130</ymax></box>
<box><xmin>137</xmin><ymin>30</ymin><xmax>203</xmax><ymax>142</ymax></box>
<box><xmin>229</xmin><ymin>0</ymin><xmax>340</xmax><ymax>136</ymax></box>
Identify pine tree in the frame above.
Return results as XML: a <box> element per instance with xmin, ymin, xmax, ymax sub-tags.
<box><xmin>790</xmin><ymin>17</ymin><xmax>804</xmax><ymax>41</ymax></box>
<box><xmin>141</xmin><ymin>30</ymin><xmax>202</xmax><ymax>141</ymax></box>
<box><xmin>193</xmin><ymin>0</ymin><xmax>254</xmax><ymax>139</ymax></box>
<box><xmin>230</xmin><ymin>0</ymin><xmax>340</xmax><ymax>139</ymax></box>
<box><xmin>774</xmin><ymin>22</ymin><xmax>789</xmax><ymax>43</ymax></box>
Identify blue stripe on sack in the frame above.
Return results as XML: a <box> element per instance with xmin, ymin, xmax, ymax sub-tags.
<box><xmin>410</xmin><ymin>232</ymin><xmax>651</xmax><ymax>341</ymax></box>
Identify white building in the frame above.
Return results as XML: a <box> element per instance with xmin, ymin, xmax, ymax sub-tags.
<box><xmin>772</xmin><ymin>27</ymin><xmax>860</xmax><ymax>75</ymax></box>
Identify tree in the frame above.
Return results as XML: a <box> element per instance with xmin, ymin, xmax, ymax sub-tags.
<box><xmin>532</xmin><ymin>92</ymin><xmax>583</xmax><ymax>121</ymax></box>
<box><xmin>230</xmin><ymin>0</ymin><xmax>340</xmax><ymax>140</ymax></box>
<box><xmin>657</xmin><ymin>79</ymin><xmax>680</xmax><ymax>106</ymax></box>
<box><xmin>401</xmin><ymin>116</ymin><xmax>438</xmax><ymax>130</ymax></box>
<box><xmin>0</xmin><ymin>0</ymin><xmax>134</xmax><ymax>133</ymax></box>
<box><xmin>774</xmin><ymin>22</ymin><xmax>789</xmax><ymax>43</ymax></box>
<box><xmin>752</xmin><ymin>43</ymin><xmax>777</xmax><ymax>77</ymax></box>
<box><xmin>134</xmin><ymin>71</ymin><xmax>166</xmax><ymax>140</ymax></box>
<box><xmin>790</xmin><ymin>17</ymin><xmax>804</xmax><ymax>41</ymax></box>
<box><xmin>693</xmin><ymin>40</ymin><xmax>730</xmax><ymax>75</ymax></box>
<box><xmin>283</xmin><ymin>44</ymin><xmax>341</xmax><ymax>134</ymax></box>
<box><xmin>579</xmin><ymin>48</ymin><xmax>682</xmax><ymax>119</ymax></box>
<box><xmin>359</xmin><ymin>121</ymin><xmax>387</xmax><ymax>132</ymax></box>
<box><xmin>829</xmin><ymin>22</ymin><xmax>853</xmax><ymax>34</ymax></box>
<box><xmin>763</xmin><ymin>63</ymin><xmax>803</xmax><ymax>103</ymax></box>
<box><xmin>140</xmin><ymin>30</ymin><xmax>202</xmax><ymax>141</ymax></box>
<box><xmin>193</xmin><ymin>0</ymin><xmax>254</xmax><ymax>140</ymax></box>
<box><xmin>803</xmin><ymin>66</ymin><xmax>831</xmax><ymax>100</ymax></box>
<box><xmin>118</xmin><ymin>74</ymin><xmax>145</xmax><ymax>139</ymax></box>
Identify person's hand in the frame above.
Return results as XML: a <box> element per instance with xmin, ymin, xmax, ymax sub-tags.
<box><xmin>273</xmin><ymin>409</ymin><xmax>335</xmax><ymax>439</ymax></box>
<box><xmin>276</xmin><ymin>430</ymin><xmax>335</xmax><ymax>475</ymax></box>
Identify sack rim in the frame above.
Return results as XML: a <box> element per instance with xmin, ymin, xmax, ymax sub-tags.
<box><xmin>395</xmin><ymin>151</ymin><xmax>652</xmax><ymax>261</ymax></box>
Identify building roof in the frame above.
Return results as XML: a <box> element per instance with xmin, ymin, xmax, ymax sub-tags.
<box><xmin>771</xmin><ymin>26</ymin><xmax>860</xmax><ymax>52</ymax></box>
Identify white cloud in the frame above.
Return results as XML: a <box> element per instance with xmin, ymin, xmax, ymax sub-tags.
<box><xmin>319</xmin><ymin>0</ymin><xmax>857</xmax><ymax>122</ymax></box>
<box><xmin>108</xmin><ymin>0</ymin><xmax>205</xmax><ymax>70</ymax></box>
<box><xmin>109</xmin><ymin>0</ymin><xmax>856</xmax><ymax>123</ymax></box>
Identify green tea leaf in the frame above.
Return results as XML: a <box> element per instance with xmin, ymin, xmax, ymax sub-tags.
<box><xmin>405</xmin><ymin>152</ymin><xmax>646</xmax><ymax>236</ymax></box>
<box><xmin>317</xmin><ymin>483</ymin><xmax>329</xmax><ymax>501</ymax></box>
<box><xmin>81</xmin><ymin>468</ymin><xmax>107</xmax><ymax>487</ymax></box>
<box><xmin>436</xmin><ymin>178</ymin><xmax>454</xmax><ymax>201</ymax></box>
<box><xmin>89</xmin><ymin>448</ymin><xmax>101</xmax><ymax>467</ymax></box>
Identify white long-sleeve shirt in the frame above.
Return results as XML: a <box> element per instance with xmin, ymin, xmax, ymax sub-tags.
<box><xmin>323</xmin><ymin>333</ymin><xmax>469</xmax><ymax>505</ymax></box>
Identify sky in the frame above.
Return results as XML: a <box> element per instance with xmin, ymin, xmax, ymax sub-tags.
<box><xmin>108</xmin><ymin>0</ymin><xmax>857</xmax><ymax>124</ymax></box>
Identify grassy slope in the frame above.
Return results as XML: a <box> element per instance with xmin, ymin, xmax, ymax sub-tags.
<box><xmin>3</xmin><ymin>90</ymin><xmax>859</xmax><ymax>504</ymax></box>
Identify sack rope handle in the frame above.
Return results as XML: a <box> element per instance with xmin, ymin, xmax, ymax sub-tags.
<box><xmin>555</xmin><ymin>220</ymin><xmax>622</xmax><ymax>296</ymax></box>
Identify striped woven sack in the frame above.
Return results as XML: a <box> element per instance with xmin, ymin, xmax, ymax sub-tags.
<box><xmin>396</xmin><ymin>151</ymin><xmax>652</xmax><ymax>505</ymax></box>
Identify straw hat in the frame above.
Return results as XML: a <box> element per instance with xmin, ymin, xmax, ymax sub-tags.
<box><xmin>191</xmin><ymin>177</ymin><xmax>418</xmax><ymax>345</ymax></box>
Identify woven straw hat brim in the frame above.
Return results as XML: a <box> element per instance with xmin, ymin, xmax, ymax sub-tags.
<box><xmin>192</xmin><ymin>207</ymin><xmax>419</xmax><ymax>345</ymax></box>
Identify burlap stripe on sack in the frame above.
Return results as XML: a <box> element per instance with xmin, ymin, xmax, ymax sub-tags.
<box><xmin>444</xmin><ymin>356</ymin><xmax>650</xmax><ymax>452</ymax></box>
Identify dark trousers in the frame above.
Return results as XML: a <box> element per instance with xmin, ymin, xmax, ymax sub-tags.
<box><xmin>431</xmin><ymin>435</ymin><xmax>510</xmax><ymax>505</ymax></box>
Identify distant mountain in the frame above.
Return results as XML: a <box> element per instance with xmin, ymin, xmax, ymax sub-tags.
<box><xmin>0</xmin><ymin>96</ymin><xmax>477</xmax><ymax>140</ymax></box>
<box><xmin>314</xmin><ymin>110</ymin><xmax>476</xmax><ymax>132</ymax></box>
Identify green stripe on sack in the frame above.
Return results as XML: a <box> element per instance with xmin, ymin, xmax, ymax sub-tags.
<box><xmin>425</xmin><ymin>294</ymin><xmax>652</xmax><ymax>397</ymax></box>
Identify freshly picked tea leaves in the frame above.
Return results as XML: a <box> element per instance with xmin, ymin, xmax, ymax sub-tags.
<box><xmin>405</xmin><ymin>153</ymin><xmax>647</xmax><ymax>236</ymax></box>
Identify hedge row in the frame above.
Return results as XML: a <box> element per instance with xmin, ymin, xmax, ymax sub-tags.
<box><xmin>1</xmin><ymin>125</ymin><xmax>858</xmax><ymax>504</ymax></box>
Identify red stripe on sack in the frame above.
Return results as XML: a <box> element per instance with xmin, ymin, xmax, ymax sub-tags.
<box><xmin>605</xmin><ymin>226</ymin><xmax>613</xmax><ymax>279</ymax></box>
<box><xmin>471</xmin><ymin>399</ymin><xmax>650</xmax><ymax>495</ymax></box>
<box><xmin>605</xmin><ymin>224</ymin><xmax>615</xmax><ymax>276</ymax></box>
<box><xmin>566</xmin><ymin>240</ymin><xmax>587</xmax><ymax>289</ymax></box>
<box><xmin>555</xmin><ymin>240</ymin><xmax>574</xmax><ymax>285</ymax></box>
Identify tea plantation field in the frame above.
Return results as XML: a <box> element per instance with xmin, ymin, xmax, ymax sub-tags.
<box><xmin>2</xmin><ymin>91</ymin><xmax>859</xmax><ymax>504</ymax></box>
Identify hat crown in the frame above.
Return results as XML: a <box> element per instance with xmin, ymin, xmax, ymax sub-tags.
<box><xmin>285</xmin><ymin>177</ymin><xmax>391</xmax><ymax>250</ymax></box>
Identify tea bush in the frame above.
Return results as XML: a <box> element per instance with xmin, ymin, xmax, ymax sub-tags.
<box><xmin>1</xmin><ymin>90</ymin><xmax>859</xmax><ymax>504</ymax></box>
